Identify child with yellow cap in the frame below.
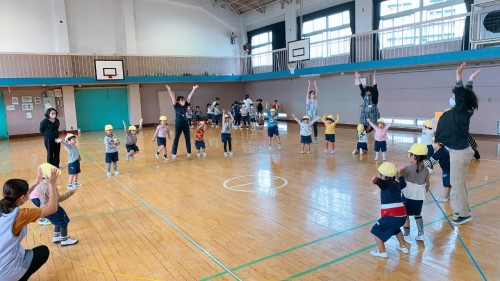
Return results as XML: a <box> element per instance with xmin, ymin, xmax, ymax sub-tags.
<box><xmin>221</xmin><ymin>110</ymin><xmax>234</xmax><ymax>156</ymax></box>
<box><xmin>421</xmin><ymin>120</ymin><xmax>434</xmax><ymax>157</ymax></box>
<box><xmin>367</xmin><ymin>118</ymin><xmax>393</xmax><ymax>161</ymax></box>
<box><xmin>35</xmin><ymin>163</ymin><xmax>78</xmax><ymax>246</ymax></box>
<box><xmin>152</xmin><ymin>116</ymin><xmax>171</xmax><ymax>160</ymax></box>
<box><xmin>291</xmin><ymin>113</ymin><xmax>321</xmax><ymax>154</ymax></box>
<box><xmin>266</xmin><ymin>102</ymin><xmax>281</xmax><ymax>150</ymax></box>
<box><xmin>352</xmin><ymin>124</ymin><xmax>368</xmax><ymax>155</ymax></box>
<box><xmin>369</xmin><ymin>162</ymin><xmax>409</xmax><ymax>258</ymax></box>
<box><xmin>55</xmin><ymin>133</ymin><xmax>82</xmax><ymax>190</ymax></box>
<box><xmin>400</xmin><ymin>143</ymin><xmax>430</xmax><ymax>242</ymax></box>
<box><xmin>104</xmin><ymin>124</ymin><xmax>120</xmax><ymax>177</ymax></box>
<box><xmin>122</xmin><ymin>119</ymin><xmax>143</xmax><ymax>161</ymax></box>
<box><xmin>321</xmin><ymin>114</ymin><xmax>340</xmax><ymax>154</ymax></box>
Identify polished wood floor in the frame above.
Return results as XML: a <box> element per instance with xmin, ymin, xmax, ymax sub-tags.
<box><xmin>2</xmin><ymin>123</ymin><xmax>499</xmax><ymax>281</ymax></box>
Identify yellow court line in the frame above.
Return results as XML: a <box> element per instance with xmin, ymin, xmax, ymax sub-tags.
<box><xmin>29</xmin><ymin>227</ymin><xmax>164</xmax><ymax>281</ymax></box>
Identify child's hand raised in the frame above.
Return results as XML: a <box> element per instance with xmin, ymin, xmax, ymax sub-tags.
<box><xmin>371</xmin><ymin>175</ymin><xmax>378</xmax><ymax>184</ymax></box>
<box><xmin>47</xmin><ymin>168</ymin><xmax>59</xmax><ymax>186</ymax></box>
<box><xmin>55</xmin><ymin>138</ymin><xmax>62</xmax><ymax>143</ymax></box>
<box><xmin>366</xmin><ymin>118</ymin><xmax>371</xmax><ymax>122</ymax></box>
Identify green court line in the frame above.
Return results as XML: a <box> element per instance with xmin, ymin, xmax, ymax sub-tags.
<box><xmin>285</xmin><ymin>195</ymin><xmax>500</xmax><ymax>280</ymax></box>
<box><xmin>31</xmin><ymin>205</ymin><xmax>145</xmax><ymax>230</ymax></box>
<box><xmin>201</xmin><ymin>178</ymin><xmax>500</xmax><ymax>280</ymax></box>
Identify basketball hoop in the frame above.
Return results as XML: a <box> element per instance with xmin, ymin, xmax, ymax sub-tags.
<box><xmin>287</xmin><ymin>63</ymin><xmax>297</xmax><ymax>75</ymax></box>
<box><xmin>107</xmin><ymin>75</ymin><xmax>114</xmax><ymax>79</ymax></box>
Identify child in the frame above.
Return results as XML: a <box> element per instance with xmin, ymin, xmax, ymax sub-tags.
<box><xmin>29</xmin><ymin>188</ymin><xmax>51</xmax><ymax>225</ymax></box>
<box><xmin>195</xmin><ymin>121</ymin><xmax>207</xmax><ymax>157</ymax></box>
<box><xmin>122</xmin><ymin>119</ymin><xmax>143</xmax><ymax>161</ymax></box>
<box><xmin>104</xmin><ymin>125</ymin><xmax>120</xmax><ymax>176</ymax></box>
<box><xmin>221</xmin><ymin>110</ymin><xmax>234</xmax><ymax>156</ymax></box>
<box><xmin>322</xmin><ymin>114</ymin><xmax>340</xmax><ymax>154</ymax></box>
<box><xmin>206</xmin><ymin>103</ymin><xmax>213</xmax><ymax>127</ymax></box>
<box><xmin>249</xmin><ymin>104</ymin><xmax>257</xmax><ymax>130</ymax></box>
<box><xmin>213</xmin><ymin>104</ymin><xmax>221</xmax><ymax>128</ymax></box>
<box><xmin>256</xmin><ymin>99</ymin><xmax>263</xmax><ymax>114</ymax></box>
<box><xmin>400</xmin><ymin>143</ymin><xmax>430</xmax><ymax>241</ymax></box>
<box><xmin>352</xmin><ymin>124</ymin><xmax>368</xmax><ymax>155</ymax></box>
<box><xmin>256</xmin><ymin>112</ymin><xmax>265</xmax><ymax>132</ymax></box>
<box><xmin>369</xmin><ymin>162</ymin><xmax>409</xmax><ymax>258</ymax></box>
<box><xmin>367</xmin><ymin>118</ymin><xmax>392</xmax><ymax>161</ymax></box>
<box><xmin>55</xmin><ymin>133</ymin><xmax>82</xmax><ymax>190</ymax></box>
<box><xmin>421</xmin><ymin>120</ymin><xmax>434</xmax><ymax>157</ymax></box>
<box><xmin>195</xmin><ymin>106</ymin><xmax>203</xmax><ymax>126</ymax></box>
<box><xmin>186</xmin><ymin>106</ymin><xmax>194</xmax><ymax>128</ymax></box>
<box><xmin>152</xmin><ymin>116</ymin><xmax>171</xmax><ymax>160</ymax></box>
<box><xmin>241</xmin><ymin>105</ymin><xmax>250</xmax><ymax>129</ymax></box>
<box><xmin>291</xmin><ymin>114</ymin><xmax>320</xmax><ymax>154</ymax></box>
<box><xmin>424</xmin><ymin>139</ymin><xmax>451</xmax><ymax>203</ymax></box>
<box><xmin>266</xmin><ymin>102</ymin><xmax>281</xmax><ymax>149</ymax></box>
<box><xmin>36</xmin><ymin>163</ymin><xmax>78</xmax><ymax>246</ymax></box>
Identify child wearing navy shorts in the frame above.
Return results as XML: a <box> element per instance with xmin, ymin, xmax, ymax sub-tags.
<box><xmin>195</xmin><ymin>121</ymin><xmax>207</xmax><ymax>157</ymax></box>
<box><xmin>266</xmin><ymin>102</ymin><xmax>281</xmax><ymax>149</ymax></box>
<box><xmin>55</xmin><ymin>133</ymin><xmax>82</xmax><ymax>190</ymax></box>
<box><xmin>122</xmin><ymin>119</ymin><xmax>143</xmax><ymax>161</ymax></box>
<box><xmin>367</xmin><ymin>118</ymin><xmax>393</xmax><ymax>161</ymax></box>
<box><xmin>104</xmin><ymin>124</ymin><xmax>120</xmax><ymax>176</ymax></box>
<box><xmin>322</xmin><ymin>114</ymin><xmax>339</xmax><ymax>154</ymax></box>
<box><xmin>352</xmin><ymin>124</ymin><xmax>368</xmax><ymax>155</ymax></box>
<box><xmin>221</xmin><ymin>110</ymin><xmax>234</xmax><ymax>156</ymax></box>
<box><xmin>424</xmin><ymin>139</ymin><xmax>451</xmax><ymax>203</ymax></box>
<box><xmin>291</xmin><ymin>114</ymin><xmax>320</xmax><ymax>154</ymax></box>
<box><xmin>370</xmin><ymin>162</ymin><xmax>409</xmax><ymax>258</ymax></box>
<box><xmin>152</xmin><ymin>116</ymin><xmax>171</xmax><ymax>160</ymax></box>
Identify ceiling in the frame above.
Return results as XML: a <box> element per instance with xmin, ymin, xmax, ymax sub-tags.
<box><xmin>214</xmin><ymin>0</ymin><xmax>293</xmax><ymax>15</ymax></box>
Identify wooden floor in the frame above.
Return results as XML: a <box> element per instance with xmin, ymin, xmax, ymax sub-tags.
<box><xmin>2</xmin><ymin>123</ymin><xmax>499</xmax><ymax>281</ymax></box>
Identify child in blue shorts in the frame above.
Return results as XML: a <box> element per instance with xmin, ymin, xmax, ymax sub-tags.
<box><xmin>152</xmin><ymin>116</ymin><xmax>171</xmax><ymax>160</ymax></box>
<box><xmin>266</xmin><ymin>102</ymin><xmax>281</xmax><ymax>149</ymax></box>
<box><xmin>221</xmin><ymin>110</ymin><xmax>234</xmax><ymax>156</ymax></box>
<box><xmin>122</xmin><ymin>119</ymin><xmax>143</xmax><ymax>160</ymax></box>
<box><xmin>424</xmin><ymin>138</ymin><xmax>451</xmax><ymax>203</ymax></box>
<box><xmin>291</xmin><ymin>114</ymin><xmax>320</xmax><ymax>154</ymax></box>
<box><xmin>104</xmin><ymin>124</ymin><xmax>120</xmax><ymax>176</ymax></box>
<box><xmin>370</xmin><ymin>162</ymin><xmax>409</xmax><ymax>258</ymax></box>
<box><xmin>195</xmin><ymin>121</ymin><xmax>207</xmax><ymax>157</ymax></box>
<box><xmin>353</xmin><ymin>124</ymin><xmax>368</xmax><ymax>155</ymax></box>
<box><xmin>56</xmin><ymin>133</ymin><xmax>82</xmax><ymax>190</ymax></box>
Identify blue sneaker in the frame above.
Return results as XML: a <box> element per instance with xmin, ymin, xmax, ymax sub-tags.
<box><xmin>452</xmin><ymin>216</ymin><xmax>472</xmax><ymax>225</ymax></box>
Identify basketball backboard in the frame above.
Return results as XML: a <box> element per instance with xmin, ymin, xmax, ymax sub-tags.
<box><xmin>288</xmin><ymin>38</ymin><xmax>310</xmax><ymax>63</ymax></box>
<box><xmin>95</xmin><ymin>60</ymin><xmax>124</xmax><ymax>80</ymax></box>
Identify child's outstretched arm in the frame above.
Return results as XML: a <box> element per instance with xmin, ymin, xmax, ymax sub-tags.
<box><xmin>366</xmin><ymin>118</ymin><xmax>376</xmax><ymax>129</ymax></box>
<box><xmin>291</xmin><ymin>114</ymin><xmax>301</xmax><ymax>124</ymax></box>
<box><xmin>335</xmin><ymin>114</ymin><xmax>340</xmax><ymax>124</ymax></box>
<box><xmin>314</xmin><ymin>80</ymin><xmax>318</xmax><ymax>99</ymax></box>
<box><xmin>122</xmin><ymin>120</ymin><xmax>128</xmax><ymax>134</ymax></box>
<box><xmin>306</xmin><ymin>80</ymin><xmax>311</xmax><ymax>100</ymax></box>
<box><xmin>58</xmin><ymin>188</ymin><xmax>77</xmax><ymax>203</ymax></box>
<box><xmin>309</xmin><ymin>116</ymin><xmax>321</xmax><ymax>126</ymax></box>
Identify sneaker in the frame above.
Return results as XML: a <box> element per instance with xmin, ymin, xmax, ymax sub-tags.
<box><xmin>313</xmin><ymin>138</ymin><xmax>318</xmax><ymax>144</ymax></box>
<box><xmin>382</xmin><ymin>157</ymin><xmax>387</xmax><ymax>161</ymax></box>
<box><xmin>229</xmin><ymin>152</ymin><xmax>234</xmax><ymax>156</ymax></box>
<box><xmin>374</xmin><ymin>157</ymin><xmax>379</xmax><ymax>161</ymax></box>
<box><xmin>52</xmin><ymin>235</ymin><xmax>62</xmax><ymax>243</ymax></box>
<box><xmin>352</xmin><ymin>149</ymin><xmax>358</xmax><ymax>155</ymax></box>
<box><xmin>131</xmin><ymin>155</ymin><xmax>135</xmax><ymax>160</ymax></box>
<box><xmin>331</xmin><ymin>150</ymin><xmax>335</xmax><ymax>154</ymax></box>
<box><xmin>473</xmin><ymin>149</ymin><xmax>480</xmax><ymax>160</ymax></box>
<box><xmin>114</xmin><ymin>171</ymin><xmax>120</xmax><ymax>175</ymax></box>
<box><xmin>172</xmin><ymin>154</ymin><xmax>177</xmax><ymax>159</ymax></box>
<box><xmin>403</xmin><ymin>234</ymin><xmax>411</xmax><ymax>242</ymax></box>
<box><xmin>453</xmin><ymin>212</ymin><xmax>459</xmax><ymax>219</ymax></box>
<box><xmin>164</xmin><ymin>156</ymin><xmax>169</xmax><ymax>161</ymax></box>
<box><xmin>436</xmin><ymin>196</ymin><xmax>449</xmax><ymax>203</ymax></box>
<box><xmin>197</xmin><ymin>152</ymin><xmax>201</xmax><ymax>158</ymax></box>
<box><xmin>61</xmin><ymin>236</ymin><xmax>78</xmax><ymax>246</ymax></box>
<box><xmin>306</xmin><ymin>151</ymin><xmax>311</xmax><ymax>154</ymax></box>
<box><xmin>278</xmin><ymin>143</ymin><xmax>282</xmax><ymax>149</ymax></box>
<box><xmin>324</xmin><ymin>149</ymin><xmax>328</xmax><ymax>154</ymax></box>
<box><xmin>269</xmin><ymin>145</ymin><xmax>272</xmax><ymax>150</ymax></box>
<box><xmin>67</xmin><ymin>184</ymin><xmax>73</xmax><ymax>190</ymax></box>
<box><xmin>369</xmin><ymin>250</ymin><xmax>388</xmax><ymax>259</ymax></box>
<box><xmin>224</xmin><ymin>152</ymin><xmax>228</xmax><ymax>157</ymax></box>
<box><xmin>73</xmin><ymin>182</ymin><xmax>82</xmax><ymax>187</ymax></box>
<box><xmin>107</xmin><ymin>172</ymin><xmax>112</xmax><ymax>177</ymax></box>
<box><xmin>155</xmin><ymin>152</ymin><xmax>159</xmax><ymax>159</ymax></box>
<box><xmin>203</xmin><ymin>152</ymin><xmax>207</xmax><ymax>157</ymax></box>
<box><xmin>126</xmin><ymin>154</ymin><xmax>130</xmax><ymax>161</ymax></box>
<box><xmin>37</xmin><ymin>218</ymin><xmax>51</xmax><ymax>225</ymax></box>
<box><xmin>397</xmin><ymin>246</ymin><xmax>409</xmax><ymax>254</ymax></box>
<box><xmin>415</xmin><ymin>234</ymin><xmax>425</xmax><ymax>241</ymax></box>
<box><xmin>452</xmin><ymin>216</ymin><xmax>472</xmax><ymax>225</ymax></box>
<box><xmin>301</xmin><ymin>151</ymin><xmax>304</xmax><ymax>154</ymax></box>
<box><xmin>187</xmin><ymin>153</ymin><xmax>192</xmax><ymax>158</ymax></box>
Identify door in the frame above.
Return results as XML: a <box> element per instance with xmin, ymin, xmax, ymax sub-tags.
<box><xmin>0</xmin><ymin>92</ymin><xmax>8</xmax><ymax>139</ymax></box>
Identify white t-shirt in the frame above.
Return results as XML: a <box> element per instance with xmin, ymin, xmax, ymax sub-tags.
<box><xmin>242</xmin><ymin>98</ymin><xmax>253</xmax><ymax>109</ymax></box>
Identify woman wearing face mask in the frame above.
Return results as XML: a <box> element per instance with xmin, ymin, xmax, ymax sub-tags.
<box><xmin>435</xmin><ymin>62</ymin><xmax>479</xmax><ymax>225</ymax></box>
<box><xmin>306</xmin><ymin>80</ymin><xmax>320</xmax><ymax>143</ymax></box>
<box><xmin>166</xmin><ymin>84</ymin><xmax>199</xmax><ymax>159</ymax></box>
<box><xmin>355</xmin><ymin>71</ymin><xmax>379</xmax><ymax>133</ymax></box>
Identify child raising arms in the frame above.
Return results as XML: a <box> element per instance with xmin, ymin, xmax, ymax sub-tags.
<box><xmin>55</xmin><ymin>133</ymin><xmax>82</xmax><ymax>190</ymax></box>
<box><xmin>291</xmin><ymin>114</ymin><xmax>320</xmax><ymax>154</ymax></box>
<box><xmin>122</xmin><ymin>118</ymin><xmax>143</xmax><ymax>161</ymax></box>
<box><xmin>322</xmin><ymin>114</ymin><xmax>340</xmax><ymax>154</ymax></box>
<box><xmin>152</xmin><ymin>116</ymin><xmax>171</xmax><ymax>160</ymax></box>
<box><xmin>367</xmin><ymin>118</ymin><xmax>393</xmax><ymax>161</ymax></box>
<box><xmin>266</xmin><ymin>102</ymin><xmax>281</xmax><ymax>150</ymax></box>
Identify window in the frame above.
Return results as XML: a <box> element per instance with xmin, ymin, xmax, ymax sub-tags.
<box><xmin>251</xmin><ymin>31</ymin><xmax>273</xmax><ymax>67</ymax></box>
<box><xmin>302</xmin><ymin>10</ymin><xmax>352</xmax><ymax>58</ymax></box>
<box><xmin>380</xmin><ymin>0</ymin><xmax>466</xmax><ymax>48</ymax></box>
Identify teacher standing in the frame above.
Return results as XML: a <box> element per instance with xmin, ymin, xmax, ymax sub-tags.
<box><xmin>39</xmin><ymin>108</ymin><xmax>61</xmax><ymax>168</ymax></box>
<box><xmin>166</xmin><ymin>84</ymin><xmax>199</xmax><ymax>159</ymax></box>
<box><xmin>306</xmin><ymin>80</ymin><xmax>319</xmax><ymax>143</ymax></box>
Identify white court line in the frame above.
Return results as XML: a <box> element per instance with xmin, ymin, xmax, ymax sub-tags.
<box><xmin>223</xmin><ymin>175</ymin><xmax>288</xmax><ymax>192</ymax></box>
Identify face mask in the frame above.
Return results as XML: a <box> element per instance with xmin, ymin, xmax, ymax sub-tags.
<box><xmin>449</xmin><ymin>97</ymin><xmax>456</xmax><ymax>108</ymax></box>
<box><xmin>310</xmin><ymin>95</ymin><xmax>315</xmax><ymax>99</ymax></box>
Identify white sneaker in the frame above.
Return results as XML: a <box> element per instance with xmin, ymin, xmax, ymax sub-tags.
<box><xmin>278</xmin><ymin>143</ymin><xmax>282</xmax><ymax>149</ymax></box>
<box><xmin>37</xmin><ymin>218</ymin><xmax>51</xmax><ymax>225</ymax></box>
<box><xmin>403</xmin><ymin>234</ymin><xmax>411</xmax><ymax>242</ymax></box>
<box><xmin>155</xmin><ymin>153</ymin><xmax>159</xmax><ymax>159</ymax></box>
<box><xmin>415</xmin><ymin>234</ymin><xmax>425</xmax><ymax>241</ymax></box>
<box><xmin>187</xmin><ymin>153</ymin><xmax>192</xmax><ymax>157</ymax></box>
<box><xmin>313</xmin><ymin>138</ymin><xmax>318</xmax><ymax>144</ymax></box>
<box><xmin>397</xmin><ymin>246</ymin><xmax>409</xmax><ymax>254</ymax></box>
<box><xmin>172</xmin><ymin>154</ymin><xmax>177</xmax><ymax>159</ymax></box>
<box><xmin>306</xmin><ymin>151</ymin><xmax>311</xmax><ymax>154</ymax></box>
<box><xmin>229</xmin><ymin>152</ymin><xmax>234</xmax><ymax>156</ymax></box>
<box><xmin>164</xmin><ymin>156</ymin><xmax>169</xmax><ymax>161</ymax></box>
<box><xmin>269</xmin><ymin>145</ymin><xmax>272</xmax><ymax>150</ymax></box>
<box><xmin>203</xmin><ymin>152</ymin><xmax>207</xmax><ymax>157</ymax></box>
<box><xmin>436</xmin><ymin>196</ymin><xmax>449</xmax><ymax>203</ymax></box>
<box><xmin>224</xmin><ymin>152</ymin><xmax>228</xmax><ymax>157</ymax></box>
<box><xmin>324</xmin><ymin>149</ymin><xmax>328</xmax><ymax>154</ymax></box>
<box><xmin>67</xmin><ymin>184</ymin><xmax>73</xmax><ymax>190</ymax></box>
<box><xmin>374</xmin><ymin>157</ymin><xmax>379</xmax><ymax>161</ymax></box>
<box><xmin>114</xmin><ymin>171</ymin><xmax>120</xmax><ymax>175</ymax></box>
<box><xmin>61</xmin><ymin>236</ymin><xmax>78</xmax><ymax>246</ymax></box>
<box><xmin>331</xmin><ymin>150</ymin><xmax>335</xmax><ymax>154</ymax></box>
<box><xmin>301</xmin><ymin>151</ymin><xmax>304</xmax><ymax>154</ymax></box>
<box><xmin>73</xmin><ymin>182</ymin><xmax>82</xmax><ymax>187</ymax></box>
<box><xmin>383</xmin><ymin>157</ymin><xmax>387</xmax><ymax>161</ymax></box>
<box><xmin>197</xmin><ymin>153</ymin><xmax>201</xmax><ymax>158</ymax></box>
<box><xmin>369</xmin><ymin>250</ymin><xmax>388</xmax><ymax>258</ymax></box>
<box><xmin>126</xmin><ymin>154</ymin><xmax>130</xmax><ymax>161</ymax></box>
<box><xmin>52</xmin><ymin>235</ymin><xmax>62</xmax><ymax>243</ymax></box>
<box><xmin>107</xmin><ymin>172</ymin><xmax>112</xmax><ymax>177</ymax></box>
<box><xmin>131</xmin><ymin>155</ymin><xmax>135</xmax><ymax>160</ymax></box>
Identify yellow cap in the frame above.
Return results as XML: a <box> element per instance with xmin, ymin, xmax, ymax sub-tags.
<box><xmin>357</xmin><ymin>124</ymin><xmax>365</xmax><ymax>132</ymax></box>
<box><xmin>302</xmin><ymin>116</ymin><xmax>309</xmax><ymax>119</ymax></box>
<box><xmin>39</xmin><ymin>163</ymin><xmax>61</xmax><ymax>177</ymax></box>
<box><xmin>377</xmin><ymin>162</ymin><xmax>397</xmax><ymax>177</ymax></box>
<box><xmin>376</xmin><ymin>118</ymin><xmax>384</xmax><ymax>124</ymax></box>
<box><xmin>327</xmin><ymin>115</ymin><xmax>334</xmax><ymax>120</ymax></box>
<box><xmin>423</xmin><ymin>120</ymin><xmax>433</xmax><ymax>128</ymax></box>
<box><xmin>159</xmin><ymin>116</ymin><xmax>167</xmax><ymax>121</ymax></box>
<box><xmin>128</xmin><ymin>125</ymin><xmax>137</xmax><ymax>131</ymax></box>
<box><xmin>104</xmin><ymin>124</ymin><xmax>113</xmax><ymax>131</ymax></box>
<box><xmin>224</xmin><ymin>114</ymin><xmax>229</xmax><ymax>118</ymax></box>
<box><xmin>408</xmin><ymin>143</ymin><xmax>428</xmax><ymax>156</ymax></box>
<box><xmin>270</xmin><ymin>108</ymin><xmax>276</xmax><ymax>112</ymax></box>
<box><xmin>65</xmin><ymin>133</ymin><xmax>76</xmax><ymax>143</ymax></box>
<box><xmin>199</xmin><ymin>121</ymin><xmax>205</xmax><ymax>126</ymax></box>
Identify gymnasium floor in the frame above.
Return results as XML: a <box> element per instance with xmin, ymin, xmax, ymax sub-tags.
<box><xmin>2</xmin><ymin>123</ymin><xmax>499</xmax><ymax>281</ymax></box>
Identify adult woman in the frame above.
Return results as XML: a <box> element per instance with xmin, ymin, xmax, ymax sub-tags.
<box><xmin>166</xmin><ymin>84</ymin><xmax>199</xmax><ymax>158</ymax></box>
<box><xmin>39</xmin><ymin>108</ymin><xmax>61</xmax><ymax>168</ymax></box>
<box><xmin>0</xmin><ymin>167</ymin><xmax>58</xmax><ymax>281</ymax></box>
<box><xmin>435</xmin><ymin>62</ymin><xmax>479</xmax><ymax>225</ymax></box>
<box><xmin>355</xmin><ymin>71</ymin><xmax>379</xmax><ymax>132</ymax></box>
<box><xmin>306</xmin><ymin>80</ymin><xmax>319</xmax><ymax>143</ymax></box>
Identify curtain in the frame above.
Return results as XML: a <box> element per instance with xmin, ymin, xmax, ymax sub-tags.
<box><xmin>247</xmin><ymin>21</ymin><xmax>286</xmax><ymax>73</ymax></box>
<box><xmin>462</xmin><ymin>0</ymin><xmax>474</xmax><ymax>50</ymax></box>
<box><xmin>349</xmin><ymin>4</ymin><xmax>356</xmax><ymax>63</ymax></box>
<box><xmin>372</xmin><ymin>0</ymin><xmax>382</xmax><ymax>60</ymax></box>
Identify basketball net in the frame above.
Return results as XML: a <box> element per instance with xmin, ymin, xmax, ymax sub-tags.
<box><xmin>287</xmin><ymin>63</ymin><xmax>297</xmax><ymax>75</ymax></box>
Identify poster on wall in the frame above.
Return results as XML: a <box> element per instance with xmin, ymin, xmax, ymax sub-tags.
<box><xmin>21</xmin><ymin>96</ymin><xmax>32</xmax><ymax>103</ymax></box>
<box><xmin>25</xmin><ymin>112</ymin><xmax>33</xmax><ymax>119</ymax></box>
<box><xmin>54</xmin><ymin>89</ymin><xmax>62</xmax><ymax>97</ymax></box>
<box><xmin>12</xmin><ymin>97</ymin><xmax>19</xmax><ymax>105</ymax></box>
<box><xmin>6</xmin><ymin>105</ymin><xmax>15</xmax><ymax>111</ymax></box>
<box><xmin>34</xmin><ymin>97</ymin><xmax>41</xmax><ymax>104</ymax></box>
<box><xmin>22</xmin><ymin>103</ymin><xmax>33</xmax><ymax>111</ymax></box>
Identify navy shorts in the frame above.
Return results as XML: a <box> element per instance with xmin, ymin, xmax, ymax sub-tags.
<box><xmin>45</xmin><ymin>206</ymin><xmax>70</xmax><ymax>228</ymax></box>
<box><xmin>403</xmin><ymin>197</ymin><xmax>423</xmax><ymax>216</ymax></box>
<box><xmin>371</xmin><ymin>216</ymin><xmax>407</xmax><ymax>242</ymax></box>
<box><xmin>242</xmin><ymin>116</ymin><xmax>250</xmax><ymax>122</ymax></box>
<box><xmin>325</xmin><ymin>134</ymin><xmax>335</xmax><ymax>142</ymax></box>
<box><xmin>221</xmin><ymin>133</ymin><xmax>232</xmax><ymax>142</ymax></box>
<box><xmin>126</xmin><ymin>144</ymin><xmax>139</xmax><ymax>152</ymax></box>
<box><xmin>68</xmin><ymin>160</ymin><xmax>81</xmax><ymax>175</ymax></box>
<box><xmin>207</xmin><ymin>113</ymin><xmax>213</xmax><ymax>120</ymax></box>
<box><xmin>357</xmin><ymin>142</ymin><xmax>368</xmax><ymax>151</ymax></box>
<box><xmin>268</xmin><ymin>126</ymin><xmax>279</xmax><ymax>137</ymax></box>
<box><xmin>31</xmin><ymin>198</ymin><xmax>41</xmax><ymax>207</ymax></box>
<box><xmin>195</xmin><ymin>140</ymin><xmax>206</xmax><ymax>150</ymax></box>
<box><xmin>105</xmin><ymin>152</ymin><xmax>119</xmax><ymax>163</ymax></box>
<box><xmin>442</xmin><ymin>172</ymin><xmax>451</xmax><ymax>188</ymax></box>
<box><xmin>301</xmin><ymin>135</ymin><xmax>312</xmax><ymax>144</ymax></box>
<box><xmin>427</xmin><ymin>144</ymin><xmax>434</xmax><ymax>158</ymax></box>
<box><xmin>196</xmin><ymin>116</ymin><xmax>201</xmax><ymax>121</ymax></box>
<box><xmin>374</xmin><ymin>140</ymin><xmax>387</xmax><ymax>152</ymax></box>
<box><xmin>250</xmin><ymin>117</ymin><xmax>256</xmax><ymax>122</ymax></box>
<box><xmin>156</xmin><ymin>137</ymin><xmax>166</xmax><ymax>146</ymax></box>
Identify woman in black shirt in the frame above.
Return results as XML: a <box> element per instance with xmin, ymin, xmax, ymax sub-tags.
<box><xmin>39</xmin><ymin>108</ymin><xmax>61</xmax><ymax>168</ymax></box>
